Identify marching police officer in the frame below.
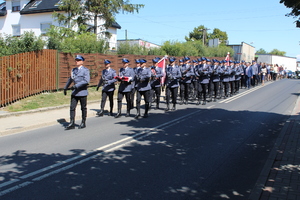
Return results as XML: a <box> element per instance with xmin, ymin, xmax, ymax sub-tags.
<box><xmin>165</xmin><ymin>57</ymin><xmax>181</xmax><ymax>111</ymax></box>
<box><xmin>149</xmin><ymin>57</ymin><xmax>163</xmax><ymax>110</ymax></box>
<box><xmin>64</xmin><ymin>55</ymin><xmax>90</xmax><ymax>130</ymax></box>
<box><xmin>96</xmin><ymin>59</ymin><xmax>117</xmax><ymax>117</ymax></box>
<box><xmin>221</xmin><ymin>60</ymin><xmax>231</xmax><ymax>98</ymax></box>
<box><xmin>135</xmin><ymin>59</ymin><xmax>151</xmax><ymax>118</ymax></box>
<box><xmin>115</xmin><ymin>58</ymin><xmax>135</xmax><ymax>118</ymax></box>
<box><xmin>131</xmin><ymin>59</ymin><xmax>141</xmax><ymax>110</ymax></box>
<box><xmin>210</xmin><ymin>60</ymin><xmax>223</xmax><ymax>101</ymax></box>
<box><xmin>179</xmin><ymin>56</ymin><xmax>194</xmax><ymax>105</ymax></box>
<box><xmin>234</xmin><ymin>61</ymin><xmax>243</xmax><ymax>94</ymax></box>
<box><xmin>195</xmin><ymin>57</ymin><xmax>211</xmax><ymax>105</ymax></box>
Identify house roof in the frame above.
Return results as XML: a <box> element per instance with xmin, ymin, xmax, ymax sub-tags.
<box><xmin>0</xmin><ymin>0</ymin><xmax>121</xmax><ymax>29</ymax></box>
<box><xmin>20</xmin><ymin>0</ymin><xmax>61</xmax><ymax>15</ymax></box>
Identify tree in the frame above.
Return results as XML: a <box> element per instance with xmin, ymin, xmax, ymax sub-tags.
<box><xmin>185</xmin><ymin>25</ymin><xmax>209</xmax><ymax>44</ymax></box>
<box><xmin>54</xmin><ymin>0</ymin><xmax>144</xmax><ymax>35</ymax></box>
<box><xmin>280</xmin><ymin>0</ymin><xmax>300</xmax><ymax>24</ymax></box>
<box><xmin>269</xmin><ymin>49</ymin><xmax>286</xmax><ymax>56</ymax></box>
<box><xmin>256</xmin><ymin>48</ymin><xmax>267</xmax><ymax>54</ymax></box>
<box><xmin>207</xmin><ymin>28</ymin><xmax>228</xmax><ymax>45</ymax></box>
<box><xmin>185</xmin><ymin>26</ymin><xmax>228</xmax><ymax>46</ymax></box>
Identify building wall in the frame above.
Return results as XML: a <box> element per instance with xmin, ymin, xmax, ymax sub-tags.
<box><xmin>257</xmin><ymin>54</ymin><xmax>297</xmax><ymax>71</ymax></box>
<box><xmin>228</xmin><ymin>42</ymin><xmax>255</xmax><ymax>62</ymax></box>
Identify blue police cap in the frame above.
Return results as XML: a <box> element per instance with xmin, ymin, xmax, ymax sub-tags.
<box><xmin>155</xmin><ymin>57</ymin><xmax>161</xmax><ymax>60</ymax></box>
<box><xmin>201</xmin><ymin>57</ymin><xmax>207</xmax><ymax>61</ymax></box>
<box><xmin>135</xmin><ymin>59</ymin><xmax>140</xmax><ymax>63</ymax></box>
<box><xmin>184</xmin><ymin>56</ymin><xmax>190</xmax><ymax>61</ymax></box>
<box><xmin>241</xmin><ymin>60</ymin><xmax>245</xmax><ymax>63</ymax></box>
<box><xmin>252</xmin><ymin>60</ymin><xmax>256</xmax><ymax>63</ymax></box>
<box><xmin>197</xmin><ymin>58</ymin><xmax>202</xmax><ymax>62</ymax></box>
<box><xmin>152</xmin><ymin>58</ymin><xmax>159</xmax><ymax>63</ymax></box>
<box><xmin>104</xmin><ymin>59</ymin><xmax>111</xmax><ymax>64</ymax></box>
<box><xmin>75</xmin><ymin>55</ymin><xmax>85</xmax><ymax>61</ymax></box>
<box><xmin>236</xmin><ymin>61</ymin><xmax>240</xmax><ymax>64</ymax></box>
<box><xmin>206</xmin><ymin>59</ymin><xmax>211</xmax><ymax>62</ymax></box>
<box><xmin>122</xmin><ymin>58</ymin><xmax>130</xmax><ymax>63</ymax></box>
<box><xmin>140</xmin><ymin>59</ymin><xmax>147</xmax><ymax>63</ymax></box>
<box><xmin>179</xmin><ymin>59</ymin><xmax>184</xmax><ymax>63</ymax></box>
<box><xmin>169</xmin><ymin>57</ymin><xmax>176</xmax><ymax>62</ymax></box>
<box><xmin>229</xmin><ymin>60</ymin><xmax>233</xmax><ymax>63</ymax></box>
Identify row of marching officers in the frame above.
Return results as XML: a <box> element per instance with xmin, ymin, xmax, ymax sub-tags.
<box><xmin>63</xmin><ymin>55</ymin><xmax>250</xmax><ymax>130</ymax></box>
<box><xmin>95</xmin><ymin>56</ymin><xmax>247</xmax><ymax>119</ymax></box>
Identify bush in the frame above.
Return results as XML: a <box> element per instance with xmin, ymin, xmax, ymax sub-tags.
<box><xmin>0</xmin><ymin>31</ymin><xmax>45</xmax><ymax>56</ymax></box>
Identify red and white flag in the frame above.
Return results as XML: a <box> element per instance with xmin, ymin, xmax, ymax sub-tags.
<box><xmin>225</xmin><ymin>52</ymin><xmax>230</xmax><ymax>66</ymax></box>
<box><xmin>157</xmin><ymin>56</ymin><xmax>167</xmax><ymax>85</ymax></box>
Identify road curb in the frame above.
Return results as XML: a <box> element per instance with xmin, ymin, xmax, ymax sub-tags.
<box><xmin>248</xmin><ymin>94</ymin><xmax>300</xmax><ymax>200</ymax></box>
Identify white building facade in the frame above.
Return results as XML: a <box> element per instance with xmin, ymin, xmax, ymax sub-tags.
<box><xmin>0</xmin><ymin>0</ymin><xmax>121</xmax><ymax>49</ymax></box>
<box><xmin>257</xmin><ymin>54</ymin><xmax>297</xmax><ymax>72</ymax></box>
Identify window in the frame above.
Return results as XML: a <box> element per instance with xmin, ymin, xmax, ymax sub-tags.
<box><xmin>12</xmin><ymin>1</ymin><xmax>21</xmax><ymax>12</ymax></box>
<box><xmin>12</xmin><ymin>25</ymin><xmax>20</xmax><ymax>36</ymax></box>
<box><xmin>55</xmin><ymin>0</ymin><xmax>63</xmax><ymax>6</ymax></box>
<box><xmin>30</xmin><ymin>0</ymin><xmax>42</xmax><ymax>8</ymax></box>
<box><xmin>40</xmin><ymin>22</ymin><xmax>51</xmax><ymax>34</ymax></box>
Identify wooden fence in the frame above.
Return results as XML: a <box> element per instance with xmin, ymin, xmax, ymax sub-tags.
<box><xmin>0</xmin><ymin>49</ymin><xmax>224</xmax><ymax>107</ymax></box>
<box><xmin>0</xmin><ymin>50</ymin><xmax>57</xmax><ymax>107</ymax></box>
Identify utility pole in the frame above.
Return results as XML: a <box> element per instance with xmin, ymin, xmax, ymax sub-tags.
<box><xmin>125</xmin><ymin>29</ymin><xmax>128</xmax><ymax>41</ymax></box>
<box><xmin>199</xmin><ymin>28</ymin><xmax>210</xmax><ymax>46</ymax></box>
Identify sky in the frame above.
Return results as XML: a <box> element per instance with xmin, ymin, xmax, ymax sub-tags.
<box><xmin>0</xmin><ymin>0</ymin><xmax>299</xmax><ymax>60</ymax></box>
<box><xmin>115</xmin><ymin>0</ymin><xmax>300</xmax><ymax>60</ymax></box>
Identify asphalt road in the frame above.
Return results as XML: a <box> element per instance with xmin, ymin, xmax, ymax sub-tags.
<box><xmin>0</xmin><ymin>79</ymin><xmax>299</xmax><ymax>200</ymax></box>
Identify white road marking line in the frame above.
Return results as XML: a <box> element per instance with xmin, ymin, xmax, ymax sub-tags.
<box><xmin>0</xmin><ymin>109</ymin><xmax>202</xmax><ymax>197</ymax></box>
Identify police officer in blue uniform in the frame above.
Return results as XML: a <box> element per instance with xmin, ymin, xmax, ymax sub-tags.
<box><xmin>210</xmin><ymin>60</ymin><xmax>223</xmax><ymax>101</ymax></box>
<box><xmin>165</xmin><ymin>57</ymin><xmax>181</xmax><ymax>111</ymax></box>
<box><xmin>149</xmin><ymin>57</ymin><xmax>163</xmax><ymax>110</ymax></box>
<box><xmin>131</xmin><ymin>59</ymin><xmax>141</xmax><ymax>110</ymax></box>
<box><xmin>195</xmin><ymin>57</ymin><xmax>211</xmax><ymax>105</ymax></box>
<box><xmin>135</xmin><ymin>59</ymin><xmax>152</xmax><ymax>118</ymax></box>
<box><xmin>229</xmin><ymin>60</ymin><xmax>236</xmax><ymax>96</ymax></box>
<box><xmin>179</xmin><ymin>56</ymin><xmax>194</xmax><ymax>105</ymax></box>
<box><xmin>234</xmin><ymin>61</ymin><xmax>243</xmax><ymax>94</ymax></box>
<box><xmin>221</xmin><ymin>60</ymin><xmax>231</xmax><ymax>98</ymax></box>
<box><xmin>96</xmin><ymin>59</ymin><xmax>117</xmax><ymax>117</ymax></box>
<box><xmin>64</xmin><ymin>55</ymin><xmax>90</xmax><ymax>130</ymax></box>
<box><xmin>115</xmin><ymin>58</ymin><xmax>135</xmax><ymax>118</ymax></box>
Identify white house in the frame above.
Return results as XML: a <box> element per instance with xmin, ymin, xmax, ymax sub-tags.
<box><xmin>0</xmin><ymin>0</ymin><xmax>121</xmax><ymax>49</ymax></box>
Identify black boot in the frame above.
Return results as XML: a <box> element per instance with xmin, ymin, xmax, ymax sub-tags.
<box><xmin>135</xmin><ymin>107</ymin><xmax>141</xmax><ymax>119</ymax></box>
<box><xmin>125</xmin><ymin>109</ymin><xmax>130</xmax><ymax>117</ymax></box>
<box><xmin>108</xmin><ymin>108</ymin><xmax>113</xmax><ymax>116</ymax></box>
<box><xmin>171</xmin><ymin>104</ymin><xmax>176</xmax><ymax>110</ymax></box>
<box><xmin>96</xmin><ymin>109</ymin><xmax>104</xmax><ymax>117</ymax></box>
<box><xmin>165</xmin><ymin>104</ymin><xmax>170</xmax><ymax>111</ymax></box>
<box><xmin>143</xmin><ymin>103</ymin><xmax>149</xmax><ymax>118</ymax></box>
<box><xmin>114</xmin><ymin>108</ymin><xmax>121</xmax><ymax>118</ymax></box>
<box><xmin>65</xmin><ymin>118</ymin><xmax>75</xmax><ymax>130</ymax></box>
<box><xmin>179</xmin><ymin>98</ymin><xmax>183</xmax><ymax>105</ymax></box>
<box><xmin>78</xmin><ymin>119</ymin><xmax>86</xmax><ymax>129</ymax></box>
<box><xmin>202</xmin><ymin>100</ymin><xmax>206</xmax><ymax>105</ymax></box>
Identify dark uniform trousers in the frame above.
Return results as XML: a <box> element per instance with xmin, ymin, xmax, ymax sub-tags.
<box><xmin>230</xmin><ymin>81</ymin><xmax>235</xmax><ymax>95</ymax></box>
<box><xmin>222</xmin><ymin>82</ymin><xmax>229</xmax><ymax>97</ymax></box>
<box><xmin>136</xmin><ymin>90</ymin><xmax>150</xmax><ymax>109</ymax></box>
<box><xmin>180</xmin><ymin>82</ymin><xmax>190</xmax><ymax>101</ymax></box>
<box><xmin>198</xmin><ymin>83</ymin><xmax>208</xmax><ymax>101</ymax></box>
<box><xmin>101</xmin><ymin>91</ymin><xmax>114</xmax><ymax>112</ymax></box>
<box><xmin>70</xmin><ymin>96</ymin><xmax>87</xmax><ymax>120</ymax></box>
<box><xmin>211</xmin><ymin>81</ymin><xmax>220</xmax><ymax>98</ymax></box>
<box><xmin>149</xmin><ymin>87</ymin><xmax>161</xmax><ymax>106</ymax></box>
<box><xmin>234</xmin><ymin>80</ymin><xmax>240</xmax><ymax>93</ymax></box>
<box><xmin>117</xmin><ymin>91</ymin><xmax>131</xmax><ymax>112</ymax></box>
<box><xmin>166</xmin><ymin>87</ymin><xmax>178</xmax><ymax>105</ymax></box>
